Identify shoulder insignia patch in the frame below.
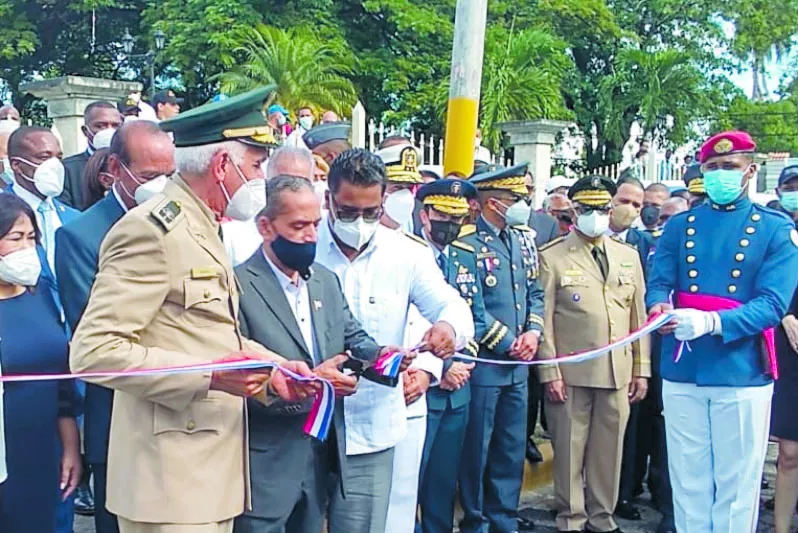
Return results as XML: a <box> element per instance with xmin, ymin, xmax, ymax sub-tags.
<box><xmin>150</xmin><ymin>199</ymin><xmax>183</xmax><ymax>232</ymax></box>
<box><xmin>459</xmin><ymin>224</ymin><xmax>477</xmax><ymax>237</ymax></box>
<box><xmin>451</xmin><ymin>239</ymin><xmax>475</xmax><ymax>252</ymax></box>
<box><xmin>401</xmin><ymin>230</ymin><xmax>429</xmax><ymax>247</ymax></box>
<box><xmin>538</xmin><ymin>235</ymin><xmax>566</xmax><ymax>252</ymax></box>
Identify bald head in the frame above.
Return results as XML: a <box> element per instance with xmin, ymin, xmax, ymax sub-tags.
<box><xmin>111</xmin><ymin>121</ymin><xmax>173</xmax><ymax>166</ymax></box>
<box><xmin>321</xmin><ymin>111</ymin><xmax>339</xmax><ymax>124</ymax></box>
<box><xmin>658</xmin><ymin>197</ymin><xmax>688</xmax><ymax>226</ymax></box>
<box><xmin>0</xmin><ymin>105</ymin><xmax>20</xmax><ymax>122</ymax></box>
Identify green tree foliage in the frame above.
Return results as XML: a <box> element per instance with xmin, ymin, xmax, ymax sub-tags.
<box><xmin>715</xmin><ymin>94</ymin><xmax>798</xmax><ymax>153</ymax></box>
<box><xmin>216</xmin><ymin>25</ymin><xmax>357</xmax><ymax>117</ymax></box>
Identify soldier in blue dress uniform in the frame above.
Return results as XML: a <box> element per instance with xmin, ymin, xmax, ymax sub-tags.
<box><xmin>647</xmin><ymin>130</ymin><xmax>798</xmax><ymax>533</ymax></box>
<box><xmin>414</xmin><ymin>178</ymin><xmax>486</xmax><ymax>533</ymax></box>
<box><xmin>458</xmin><ymin>163</ymin><xmax>545</xmax><ymax>533</ymax></box>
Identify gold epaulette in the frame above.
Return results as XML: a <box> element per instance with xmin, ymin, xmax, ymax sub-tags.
<box><xmin>538</xmin><ymin>235</ymin><xmax>566</xmax><ymax>252</ymax></box>
<box><xmin>149</xmin><ymin>199</ymin><xmax>183</xmax><ymax>232</ymax></box>
<box><xmin>451</xmin><ymin>239</ymin><xmax>475</xmax><ymax>252</ymax></box>
<box><xmin>401</xmin><ymin>230</ymin><xmax>429</xmax><ymax>247</ymax></box>
<box><xmin>459</xmin><ymin>224</ymin><xmax>477</xmax><ymax>237</ymax></box>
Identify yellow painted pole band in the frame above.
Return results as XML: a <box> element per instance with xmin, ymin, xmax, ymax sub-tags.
<box><xmin>443</xmin><ymin>97</ymin><xmax>479</xmax><ymax>177</ymax></box>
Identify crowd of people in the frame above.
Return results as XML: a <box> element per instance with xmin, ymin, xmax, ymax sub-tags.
<box><xmin>0</xmin><ymin>85</ymin><xmax>796</xmax><ymax>533</ymax></box>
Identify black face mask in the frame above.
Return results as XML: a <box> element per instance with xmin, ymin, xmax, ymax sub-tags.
<box><xmin>271</xmin><ymin>234</ymin><xmax>316</xmax><ymax>278</ymax></box>
<box><xmin>429</xmin><ymin>220</ymin><xmax>461</xmax><ymax>247</ymax></box>
<box><xmin>640</xmin><ymin>204</ymin><xmax>660</xmax><ymax>227</ymax></box>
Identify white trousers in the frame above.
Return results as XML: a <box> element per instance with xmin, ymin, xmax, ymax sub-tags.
<box><xmin>385</xmin><ymin>415</ymin><xmax>427</xmax><ymax>533</ymax></box>
<box><xmin>662</xmin><ymin>379</ymin><xmax>772</xmax><ymax>533</ymax></box>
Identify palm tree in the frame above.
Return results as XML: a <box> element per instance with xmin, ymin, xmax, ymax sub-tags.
<box><xmin>478</xmin><ymin>27</ymin><xmax>574</xmax><ymax>153</ymax></box>
<box><xmin>599</xmin><ymin>48</ymin><xmax>706</xmax><ymax>146</ymax></box>
<box><xmin>216</xmin><ymin>25</ymin><xmax>357</xmax><ymax>117</ymax></box>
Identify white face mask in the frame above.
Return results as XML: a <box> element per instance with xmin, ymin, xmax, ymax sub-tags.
<box><xmin>13</xmin><ymin>156</ymin><xmax>65</xmax><ymax>197</ymax></box>
<box><xmin>222</xmin><ymin>162</ymin><xmax>266</xmax><ymax>221</ymax></box>
<box><xmin>332</xmin><ymin>214</ymin><xmax>379</xmax><ymax>250</ymax></box>
<box><xmin>384</xmin><ymin>188</ymin><xmax>415</xmax><ymax>226</ymax></box>
<box><xmin>276</xmin><ymin>114</ymin><xmax>287</xmax><ymax>126</ymax></box>
<box><xmin>496</xmin><ymin>198</ymin><xmax>532</xmax><ymax>226</ymax></box>
<box><xmin>91</xmin><ymin>128</ymin><xmax>117</xmax><ymax>150</ymax></box>
<box><xmin>119</xmin><ymin>161</ymin><xmax>169</xmax><ymax>205</ymax></box>
<box><xmin>313</xmin><ymin>180</ymin><xmax>328</xmax><ymax>204</ymax></box>
<box><xmin>0</xmin><ymin>247</ymin><xmax>41</xmax><ymax>286</ymax></box>
<box><xmin>576</xmin><ymin>209</ymin><xmax>610</xmax><ymax>238</ymax></box>
<box><xmin>299</xmin><ymin>116</ymin><xmax>314</xmax><ymax>130</ymax></box>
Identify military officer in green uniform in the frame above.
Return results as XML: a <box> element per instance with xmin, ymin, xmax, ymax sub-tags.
<box><xmin>458</xmin><ymin>163</ymin><xmax>545</xmax><ymax>533</ymax></box>
<box><xmin>415</xmin><ymin>178</ymin><xmax>486</xmax><ymax>533</ymax></box>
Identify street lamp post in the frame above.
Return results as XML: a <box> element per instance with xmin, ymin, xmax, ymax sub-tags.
<box><xmin>122</xmin><ymin>29</ymin><xmax>166</xmax><ymax>99</ymax></box>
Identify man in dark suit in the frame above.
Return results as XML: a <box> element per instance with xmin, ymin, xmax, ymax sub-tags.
<box><xmin>59</xmin><ymin>101</ymin><xmax>123</xmax><ymax>210</ymax></box>
<box><xmin>54</xmin><ymin>121</ymin><xmax>175</xmax><ymax>533</ymax></box>
<box><xmin>607</xmin><ymin>175</ymin><xmax>658</xmax><ymax>522</ymax></box>
<box><xmin>234</xmin><ymin>175</ymin><xmax>399</xmax><ymax>533</ymax></box>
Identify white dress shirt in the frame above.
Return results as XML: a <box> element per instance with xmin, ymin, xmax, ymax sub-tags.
<box><xmin>316</xmin><ymin>215</ymin><xmax>473</xmax><ymax>455</ymax></box>
<box><xmin>262</xmin><ymin>249</ymin><xmax>317</xmax><ymax>364</ymax></box>
<box><xmin>221</xmin><ymin>219</ymin><xmax>262</xmax><ymax>266</ymax></box>
<box><xmin>15</xmin><ymin>186</ymin><xmax>63</xmax><ymax>273</ymax></box>
<box><xmin>607</xmin><ymin>227</ymin><xmax>629</xmax><ymax>242</ymax></box>
<box><xmin>284</xmin><ymin>127</ymin><xmax>310</xmax><ymax>149</ymax></box>
<box><xmin>111</xmin><ymin>184</ymin><xmax>130</xmax><ymax>213</ymax></box>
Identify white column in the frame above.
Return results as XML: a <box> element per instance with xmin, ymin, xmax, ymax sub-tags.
<box><xmin>351</xmin><ymin>100</ymin><xmax>367</xmax><ymax>149</ymax></box>
<box><xmin>501</xmin><ymin>119</ymin><xmax>569</xmax><ymax>209</ymax></box>
<box><xmin>19</xmin><ymin>76</ymin><xmax>142</xmax><ymax>157</ymax></box>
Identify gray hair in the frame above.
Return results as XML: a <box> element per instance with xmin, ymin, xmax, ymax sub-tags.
<box><xmin>542</xmin><ymin>192</ymin><xmax>569</xmax><ymax>211</ymax></box>
<box><xmin>265</xmin><ymin>146</ymin><xmax>314</xmax><ymax>180</ymax></box>
<box><xmin>174</xmin><ymin>140</ymin><xmax>247</xmax><ymax>176</ymax></box>
<box><xmin>261</xmin><ymin>174</ymin><xmax>315</xmax><ymax>219</ymax></box>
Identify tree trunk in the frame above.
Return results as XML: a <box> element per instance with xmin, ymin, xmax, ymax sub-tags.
<box><xmin>752</xmin><ymin>56</ymin><xmax>762</xmax><ymax>100</ymax></box>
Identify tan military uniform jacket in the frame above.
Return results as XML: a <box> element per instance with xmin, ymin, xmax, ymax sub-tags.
<box><xmin>70</xmin><ymin>176</ymin><xmax>274</xmax><ymax>524</ymax></box>
<box><xmin>537</xmin><ymin>232</ymin><xmax>650</xmax><ymax>389</ymax></box>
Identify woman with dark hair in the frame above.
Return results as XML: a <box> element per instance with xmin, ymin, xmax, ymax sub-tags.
<box><xmin>0</xmin><ymin>192</ymin><xmax>82</xmax><ymax>532</ymax></box>
<box><xmin>80</xmin><ymin>148</ymin><xmax>113</xmax><ymax>210</ymax></box>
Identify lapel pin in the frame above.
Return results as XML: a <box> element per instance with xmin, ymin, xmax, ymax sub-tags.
<box><xmin>313</xmin><ymin>300</ymin><xmax>323</xmax><ymax>310</ymax></box>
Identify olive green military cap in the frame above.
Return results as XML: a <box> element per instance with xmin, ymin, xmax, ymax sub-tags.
<box><xmin>159</xmin><ymin>85</ymin><xmax>278</xmax><ymax>148</ymax></box>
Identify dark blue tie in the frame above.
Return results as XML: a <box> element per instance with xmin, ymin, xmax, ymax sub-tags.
<box><xmin>437</xmin><ymin>252</ymin><xmax>448</xmax><ymax>275</ymax></box>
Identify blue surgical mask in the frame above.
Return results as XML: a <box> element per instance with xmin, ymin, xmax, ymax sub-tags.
<box><xmin>780</xmin><ymin>191</ymin><xmax>798</xmax><ymax>213</ymax></box>
<box><xmin>703</xmin><ymin>168</ymin><xmax>747</xmax><ymax>205</ymax></box>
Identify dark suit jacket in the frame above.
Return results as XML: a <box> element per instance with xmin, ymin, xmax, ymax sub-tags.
<box><xmin>528</xmin><ymin>211</ymin><xmax>559</xmax><ymax>247</ymax></box>
<box><xmin>54</xmin><ymin>192</ymin><xmax>126</xmax><ymax>463</ymax></box>
<box><xmin>236</xmin><ymin>251</ymin><xmax>381</xmax><ymax>503</ymax></box>
<box><xmin>60</xmin><ymin>150</ymin><xmax>90</xmax><ymax>210</ymax></box>
<box><xmin>625</xmin><ymin>228</ymin><xmax>655</xmax><ymax>277</ymax></box>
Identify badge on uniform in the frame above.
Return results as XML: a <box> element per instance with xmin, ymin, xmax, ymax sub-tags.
<box><xmin>485</xmin><ymin>274</ymin><xmax>498</xmax><ymax>287</ymax></box>
<box><xmin>313</xmin><ymin>300</ymin><xmax>323</xmax><ymax>310</ymax></box>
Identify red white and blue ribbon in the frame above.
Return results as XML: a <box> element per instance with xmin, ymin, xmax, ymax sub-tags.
<box><xmin>372</xmin><ymin>350</ymin><xmax>406</xmax><ymax>378</ymax></box>
<box><xmin>454</xmin><ymin>312</ymin><xmax>673</xmax><ymax>366</ymax></box>
<box><xmin>0</xmin><ymin>359</ymin><xmax>336</xmax><ymax>442</ymax></box>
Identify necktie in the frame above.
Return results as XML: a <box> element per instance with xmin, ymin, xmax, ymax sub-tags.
<box><xmin>437</xmin><ymin>253</ymin><xmax>448</xmax><ymax>275</ymax></box>
<box><xmin>37</xmin><ymin>201</ymin><xmax>55</xmax><ymax>271</ymax></box>
<box><xmin>499</xmin><ymin>229</ymin><xmax>512</xmax><ymax>251</ymax></box>
<box><xmin>592</xmin><ymin>246</ymin><xmax>607</xmax><ymax>280</ymax></box>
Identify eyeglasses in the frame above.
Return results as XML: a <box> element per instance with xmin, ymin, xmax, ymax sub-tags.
<box><xmin>330</xmin><ymin>196</ymin><xmax>383</xmax><ymax>223</ymax></box>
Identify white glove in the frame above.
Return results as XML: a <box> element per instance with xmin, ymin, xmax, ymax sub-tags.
<box><xmin>672</xmin><ymin>308</ymin><xmax>721</xmax><ymax>341</ymax></box>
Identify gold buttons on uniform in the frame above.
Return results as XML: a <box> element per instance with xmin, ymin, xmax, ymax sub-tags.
<box><xmin>752</xmin><ymin>213</ymin><xmax>761</xmax><ymax>221</ymax></box>
<box><xmin>514</xmin><ymin>283</ymin><xmax>519</xmax><ymax>290</ymax></box>
<box><xmin>740</xmin><ymin>239</ymin><xmax>750</xmax><ymax>247</ymax></box>
<box><xmin>686</xmin><ymin>255</ymin><xmax>696</xmax><ymax>263</ymax></box>
<box><xmin>516</xmin><ymin>304</ymin><xmax>521</xmax><ymax>310</ymax></box>
<box><xmin>686</xmin><ymin>241</ymin><xmax>695</xmax><ymax>249</ymax></box>
<box><xmin>686</xmin><ymin>228</ymin><xmax>696</xmax><ymax>236</ymax></box>
<box><xmin>735</xmin><ymin>253</ymin><xmax>745</xmax><ymax>262</ymax></box>
<box><xmin>688</xmin><ymin>270</ymin><xmax>698</xmax><ymax>278</ymax></box>
<box><xmin>745</xmin><ymin>227</ymin><xmax>755</xmax><ymax>234</ymax></box>
<box><xmin>731</xmin><ymin>269</ymin><xmax>741</xmax><ymax>278</ymax></box>
<box><xmin>687</xmin><ymin>215</ymin><xmax>696</xmax><ymax>223</ymax></box>
<box><xmin>728</xmin><ymin>285</ymin><xmax>737</xmax><ymax>294</ymax></box>
<box><xmin>690</xmin><ymin>285</ymin><xmax>699</xmax><ymax>293</ymax></box>
<box><xmin>186</xmin><ymin>420</ymin><xmax>196</xmax><ymax>431</ymax></box>
<box><xmin>512</xmin><ymin>265</ymin><xmax>518</xmax><ymax>270</ymax></box>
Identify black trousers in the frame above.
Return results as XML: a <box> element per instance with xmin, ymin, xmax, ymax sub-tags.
<box><xmin>91</xmin><ymin>463</ymin><xmax>119</xmax><ymax>533</ymax></box>
<box><xmin>526</xmin><ymin>371</ymin><xmax>547</xmax><ymax>440</ymax></box>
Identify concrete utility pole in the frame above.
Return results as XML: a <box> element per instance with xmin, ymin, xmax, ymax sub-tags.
<box><xmin>443</xmin><ymin>0</ymin><xmax>488</xmax><ymax>177</ymax></box>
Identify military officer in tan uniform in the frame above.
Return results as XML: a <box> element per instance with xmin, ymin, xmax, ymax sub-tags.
<box><xmin>538</xmin><ymin>175</ymin><xmax>650</xmax><ymax>533</ymax></box>
<box><xmin>70</xmin><ymin>87</ymin><xmax>316</xmax><ymax>533</ymax></box>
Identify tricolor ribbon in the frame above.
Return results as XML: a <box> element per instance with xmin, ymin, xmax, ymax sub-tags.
<box><xmin>455</xmin><ymin>312</ymin><xmax>673</xmax><ymax>366</ymax></box>
<box><xmin>0</xmin><ymin>359</ymin><xmax>336</xmax><ymax>442</ymax></box>
<box><xmin>372</xmin><ymin>350</ymin><xmax>407</xmax><ymax>378</ymax></box>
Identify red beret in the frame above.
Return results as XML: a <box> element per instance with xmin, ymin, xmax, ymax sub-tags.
<box><xmin>699</xmin><ymin>131</ymin><xmax>756</xmax><ymax>163</ymax></box>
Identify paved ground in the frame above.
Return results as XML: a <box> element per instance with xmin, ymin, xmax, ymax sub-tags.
<box><xmin>73</xmin><ymin>440</ymin><xmax>791</xmax><ymax>533</ymax></box>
